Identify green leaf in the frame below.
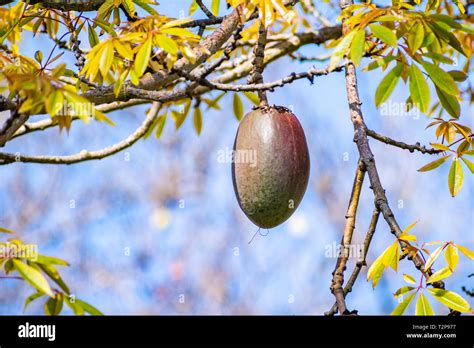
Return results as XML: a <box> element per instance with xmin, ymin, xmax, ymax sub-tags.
<box><xmin>375</xmin><ymin>63</ymin><xmax>403</xmax><ymax>107</ymax></box>
<box><xmin>44</xmin><ymin>294</ymin><xmax>63</xmax><ymax>316</ymax></box>
<box><xmin>422</xmin><ymin>61</ymin><xmax>459</xmax><ymax>96</ymax></box>
<box><xmin>38</xmin><ymin>263</ymin><xmax>70</xmax><ymax>294</ymax></box>
<box><xmin>461</xmin><ymin>157</ymin><xmax>474</xmax><ymax>174</ymax></box>
<box><xmin>394</xmin><ymin>286</ymin><xmax>415</xmax><ymax>298</ymax></box>
<box><xmin>243</xmin><ymin>92</ymin><xmax>259</xmax><ymax>105</ymax></box>
<box><xmin>445</xmin><ymin>244</ymin><xmax>459</xmax><ymax>271</ymax></box>
<box><xmin>75</xmin><ymin>299</ymin><xmax>103</xmax><ymax>316</ymax></box>
<box><xmin>448</xmin><ymin>70</ymin><xmax>468</xmax><ymax>82</ymax></box>
<box><xmin>418</xmin><ymin>155</ymin><xmax>450</xmax><ymax>172</ymax></box>
<box><xmin>435</xmin><ymin>86</ymin><xmax>460</xmax><ymax>118</ymax></box>
<box><xmin>369</xmin><ymin>24</ymin><xmax>398</xmax><ymax>47</ymax></box>
<box><xmin>424</xmin><ymin>244</ymin><xmax>444</xmax><ymax>271</ymax></box>
<box><xmin>409</xmin><ymin>64</ymin><xmax>430</xmax><ymax>113</ymax></box>
<box><xmin>155</xmin><ymin>34</ymin><xmax>178</xmax><ymax>55</ymax></box>
<box><xmin>416</xmin><ymin>292</ymin><xmax>434</xmax><ymax>316</ymax></box>
<box><xmin>0</xmin><ymin>226</ymin><xmax>14</xmax><ymax>234</ymax></box>
<box><xmin>408</xmin><ymin>22</ymin><xmax>424</xmax><ymax>53</ymax></box>
<box><xmin>87</xmin><ymin>24</ymin><xmax>99</xmax><ymax>48</ymax></box>
<box><xmin>193</xmin><ymin>106</ymin><xmax>202</xmax><ymax>135</ymax></box>
<box><xmin>45</xmin><ymin>90</ymin><xmax>64</xmax><ymax>117</ymax></box>
<box><xmin>155</xmin><ymin>114</ymin><xmax>167</xmax><ymax>138</ymax></box>
<box><xmin>134</xmin><ymin>0</ymin><xmax>158</xmax><ymax>15</ymax></box>
<box><xmin>350</xmin><ymin>29</ymin><xmax>365</xmax><ymax>66</ymax></box>
<box><xmin>24</xmin><ymin>292</ymin><xmax>44</xmax><ymax>311</ymax></box>
<box><xmin>34</xmin><ymin>50</ymin><xmax>43</xmax><ymax>64</ymax></box>
<box><xmin>426</xmin><ymin>266</ymin><xmax>453</xmax><ymax>284</ymax></box>
<box><xmin>448</xmin><ymin>158</ymin><xmax>463</xmax><ymax>197</ymax></box>
<box><xmin>457</xmin><ymin>244</ymin><xmax>474</xmax><ymax>260</ymax></box>
<box><xmin>427</xmin><ymin>288</ymin><xmax>471</xmax><ymax>313</ymax></box>
<box><xmin>12</xmin><ymin>259</ymin><xmax>54</xmax><ymax>298</ymax></box>
<box><xmin>233</xmin><ymin>93</ymin><xmax>244</xmax><ymax>121</ymax></box>
<box><xmin>35</xmin><ymin>254</ymin><xmax>69</xmax><ymax>267</ymax></box>
<box><xmin>134</xmin><ymin>36</ymin><xmax>152</xmax><ymax>77</ymax></box>
<box><xmin>403</xmin><ymin>274</ymin><xmax>417</xmax><ymax>285</ymax></box>
<box><xmin>329</xmin><ymin>30</ymin><xmax>357</xmax><ymax>70</ymax></box>
<box><xmin>391</xmin><ymin>292</ymin><xmax>416</xmax><ymax>315</ymax></box>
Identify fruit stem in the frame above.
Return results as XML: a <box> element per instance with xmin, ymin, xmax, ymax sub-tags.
<box><xmin>248</xmin><ymin>21</ymin><xmax>269</xmax><ymax>107</ymax></box>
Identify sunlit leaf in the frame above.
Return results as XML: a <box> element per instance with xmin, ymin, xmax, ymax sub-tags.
<box><xmin>444</xmin><ymin>244</ymin><xmax>458</xmax><ymax>271</ymax></box>
<box><xmin>448</xmin><ymin>158</ymin><xmax>463</xmax><ymax>197</ymax></box>
<box><xmin>409</xmin><ymin>64</ymin><xmax>430</xmax><ymax>113</ymax></box>
<box><xmin>403</xmin><ymin>273</ymin><xmax>417</xmax><ymax>285</ymax></box>
<box><xmin>391</xmin><ymin>292</ymin><xmax>416</xmax><ymax>315</ymax></box>
<box><xmin>417</xmin><ymin>155</ymin><xmax>450</xmax><ymax>172</ymax></box>
<box><xmin>12</xmin><ymin>259</ymin><xmax>54</xmax><ymax>298</ymax></box>
<box><xmin>423</xmin><ymin>244</ymin><xmax>444</xmax><ymax>271</ymax></box>
<box><xmin>416</xmin><ymin>292</ymin><xmax>434</xmax><ymax>316</ymax></box>
<box><xmin>427</xmin><ymin>288</ymin><xmax>471</xmax><ymax>313</ymax></box>
<box><xmin>426</xmin><ymin>266</ymin><xmax>453</xmax><ymax>284</ymax></box>
<box><xmin>375</xmin><ymin>63</ymin><xmax>403</xmax><ymax>107</ymax></box>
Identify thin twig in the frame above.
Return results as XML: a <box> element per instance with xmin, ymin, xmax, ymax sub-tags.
<box><xmin>366</xmin><ymin>129</ymin><xmax>441</xmax><ymax>155</ymax></box>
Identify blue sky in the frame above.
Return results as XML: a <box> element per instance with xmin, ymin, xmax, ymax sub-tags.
<box><xmin>0</xmin><ymin>0</ymin><xmax>472</xmax><ymax>315</ymax></box>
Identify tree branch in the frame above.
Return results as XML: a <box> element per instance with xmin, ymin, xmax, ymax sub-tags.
<box><xmin>330</xmin><ymin>159</ymin><xmax>366</xmax><ymax>315</ymax></box>
<box><xmin>248</xmin><ymin>21</ymin><xmax>269</xmax><ymax>106</ymax></box>
<box><xmin>366</xmin><ymin>129</ymin><xmax>441</xmax><ymax>155</ymax></box>
<box><xmin>326</xmin><ymin>208</ymin><xmax>380</xmax><ymax>315</ymax></box>
<box><xmin>0</xmin><ymin>0</ymin><xmax>106</xmax><ymax>11</ymax></box>
<box><xmin>0</xmin><ymin>102</ymin><xmax>161</xmax><ymax>165</ymax></box>
<box><xmin>196</xmin><ymin>0</ymin><xmax>217</xmax><ymax>19</ymax></box>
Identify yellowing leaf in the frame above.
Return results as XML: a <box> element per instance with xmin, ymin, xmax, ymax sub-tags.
<box><xmin>435</xmin><ymin>86</ymin><xmax>460</xmax><ymax>119</ymax></box>
<box><xmin>99</xmin><ymin>42</ymin><xmax>114</xmax><ymax>77</ymax></box>
<box><xmin>416</xmin><ymin>292</ymin><xmax>434</xmax><ymax>316</ymax></box>
<box><xmin>134</xmin><ymin>36</ymin><xmax>152</xmax><ymax>77</ymax></box>
<box><xmin>408</xmin><ymin>22</ymin><xmax>424</xmax><ymax>53</ymax></box>
<box><xmin>45</xmin><ymin>90</ymin><xmax>64</xmax><ymax>117</ymax></box>
<box><xmin>243</xmin><ymin>92</ymin><xmax>259</xmax><ymax>105</ymax></box>
<box><xmin>457</xmin><ymin>244</ymin><xmax>474</xmax><ymax>260</ymax></box>
<box><xmin>444</xmin><ymin>244</ymin><xmax>458</xmax><ymax>271</ymax></box>
<box><xmin>367</xmin><ymin>254</ymin><xmax>385</xmax><ymax>289</ymax></box>
<box><xmin>427</xmin><ymin>288</ymin><xmax>471</xmax><ymax>313</ymax></box>
<box><xmin>233</xmin><ymin>93</ymin><xmax>244</xmax><ymax>121</ymax></box>
<box><xmin>461</xmin><ymin>157</ymin><xmax>474</xmax><ymax>174</ymax></box>
<box><xmin>155</xmin><ymin>34</ymin><xmax>178</xmax><ymax>55</ymax></box>
<box><xmin>193</xmin><ymin>106</ymin><xmax>202</xmax><ymax>135</ymax></box>
<box><xmin>424</xmin><ymin>244</ymin><xmax>444</xmax><ymax>271</ymax></box>
<box><xmin>448</xmin><ymin>158</ymin><xmax>463</xmax><ymax>197</ymax></box>
<box><xmin>12</xmin><ymin>259</ymin><xmax>54</xmax><ymax>298</ymax></box>
<box><xmin>391</xmin><ymin>292</ymin><xmax>416</xmax><ymax>315</ymax></box>
<box><xmin>417</xmin><ymin>155</ymin><xmax>450</xmax><ymax>172</ymax></box>
<box><xmin>394</xmin><ymin>286</ymin><xmax>415</xmax><ymax>298</ymax></box>
<box><xmin>426</xmin><ymin>266</ymin><xmax>453</xmax><ymax>284</ymax></box>
<box><xmin>403</xmin><ymin>273</ymin><xmax>417</xmax><ymax>285</ymax></box>
<box><xmin>211</xmin><ymin>0</ymin><xmax>220</xmax><ymax>16</ymax></box>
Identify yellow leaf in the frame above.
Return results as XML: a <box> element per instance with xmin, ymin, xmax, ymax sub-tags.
<box><xmin>233</xmin><ymin>93</ymin><xmax>244</xmax><ymax>121</ymax></box>
<box><xmin>427</xmin><ymin>288</ymin><xmax>471</xmax><ymax>313</ymax></box>
<box><xmin>426</xmin><ymin>266</ymin><xmax>452</xmax><ymax>284</ymax></box>
<box><xmin>391</xmin><ymin>292</ymin><xmax>416</xmax><ymax>315</ymax></box>
<box><xmin>155</xmin><ymin>34</ymin><xmax>178</xmax><ymax>56</ymax></box>
<box><xmin>45</xmin><ymin>89</ymin><xmax>64</xmax><ymax>117</ymax></box>
<box><xmin>444</xmin><ymin>244</ymin><xmax>458</xmax><ymax>271</ymax></box>
<box><xmin>403</xmin><ymin>273</ymin><xmax>417</xmax><ymax>285</ymax></box>
<box><xmin>423</xmin><ymin>244</ymin><xmax>444</xmax><ymax>272</ymax></box>
<box><xmin>367</xmin><ymin>254</ymin><xmax>386</xmax><ymax>288</ymax></box>
<box><xmin>394</xmin><ymin>286</ymin><xmax>415</xmax><ymax>298</ymax></box>
<box><xmin>448</xmin><ymin>158</ymin><xmax>464</xmax><ymax>197</ymax></box>
<box><xmin>134</xmin><ymin>36</ymin><xmax>152</xmax><ymax>77</ymax></box>
<box><xmin>193</xmin><ymin>106</ymin><xmax>202</xmax><ymax>135</ymax></box>
<box><xmin>12</xmin><ymin>259</ymin><xmax>54</xmax><ymax>298</ymax></box>
<box><xmin>416</xmin><ymin>292</ymin><xmax>434</xmax><ymax>316</ymax></box>
<box><xmin>457</xmin><ymin>244</ymin><xmax>474</xmax><ymax>260</ymax></box>
<box><xmin>99</xmin><ymin>42</ymin><xmax>114</xmax><ymax>77</ymax></box>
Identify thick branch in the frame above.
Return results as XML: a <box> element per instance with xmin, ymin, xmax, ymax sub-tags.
<box><xmin>1</xmin><ymin>0</ymin><xmax>106</xmax><ymax>11</ymax></box>
<box><xmin>0</xmin><ymin>110</ymin><xmax>29</xmax><ymax>147</ymax></box>
<box><xmin>0</xmin><ymin>102</ymin><xmax>161</xmax><ymax>165</ymax></box>
<box><xmin>248</xmin><ymin>22</ymin><xmax>269</xmax><ymax>106</ymax></box>
<box><xmin>330</xmin><ymin>159</ymin><xmax>366</xmax><ymax>315</ymax></box>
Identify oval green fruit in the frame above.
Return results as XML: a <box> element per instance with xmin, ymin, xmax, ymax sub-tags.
<box><xmin>232</xmin><ymin>106</ymin><xmax>310</xmax><ymax>229</ymax></box>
